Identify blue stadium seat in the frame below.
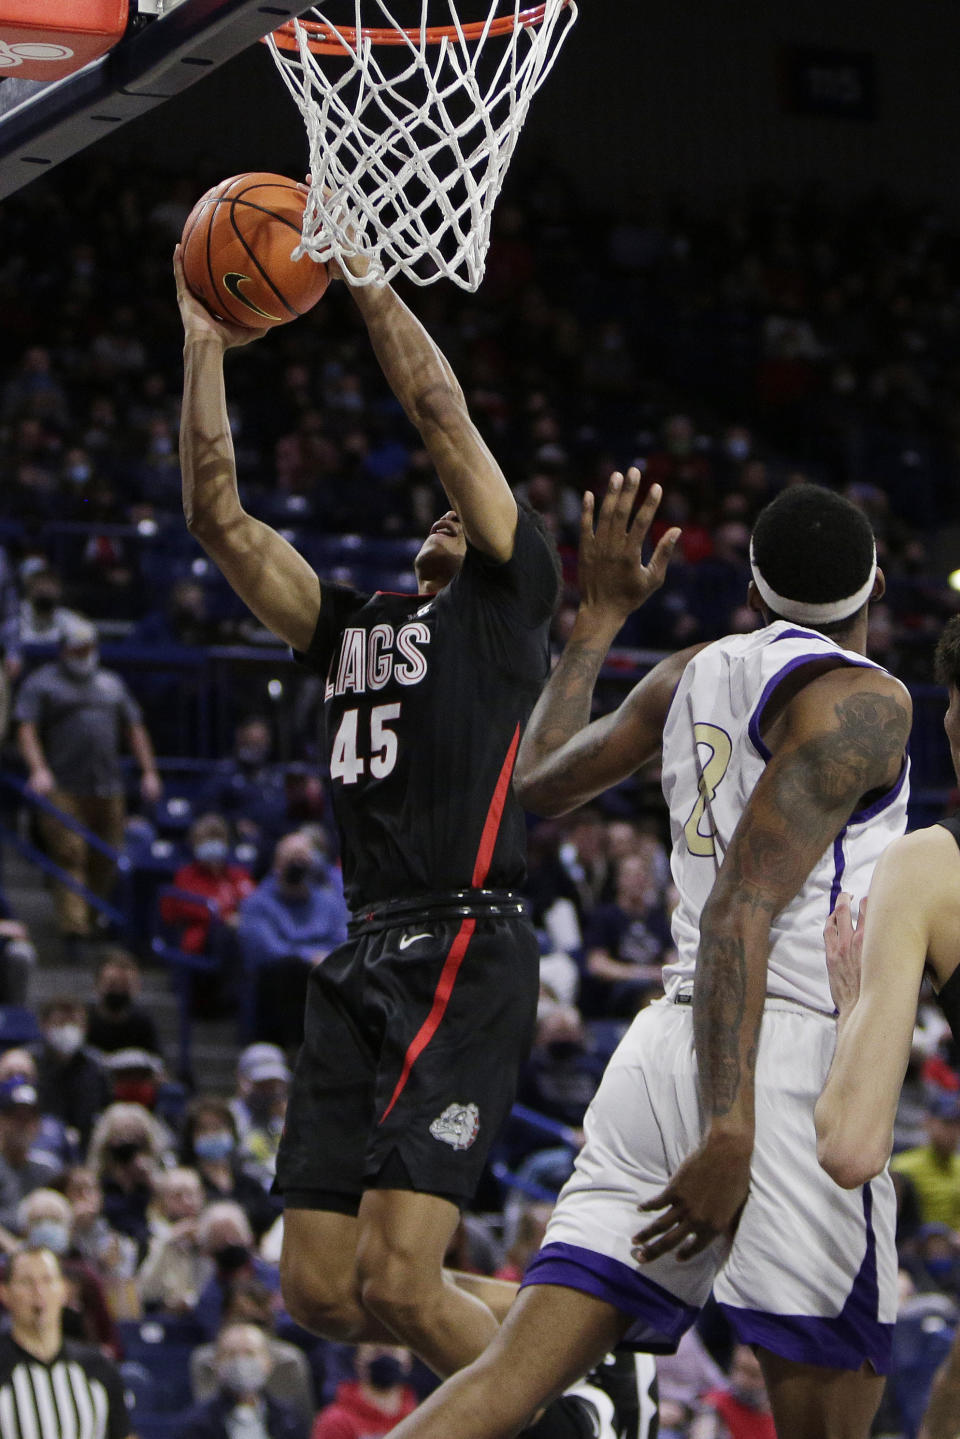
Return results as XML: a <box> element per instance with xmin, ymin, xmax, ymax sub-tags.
<box><xmin>132</xmin><ymin>1416</ymin><xmax>183</xmax><ymax>1439</ymax></box>
<box><xmin>120</xmin><ymin>1359</ymin><xmax>158</xmax><ymax>1413</ymax></box>
<box><xmin>888</xmin><ymin>1300</ymin><xmax>956</xmax><ymax>1438</ymax></box>
<box><xmin>117</xmin><ymin>1316</ymin><xmax>206</xmax><ymax>1412</ymax></box>
<box><xmin>0</xmin><ymin>1005</ymin><xmax>41</xmax><ymax>1049</ymax></box>
<box><xmin>153</xmin><ymin>795</ymin><xmax>195</xmax><ymax>837</ymax></box>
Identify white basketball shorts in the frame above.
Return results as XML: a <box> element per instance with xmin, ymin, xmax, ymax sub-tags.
<box><xmin>521</xmin><ymin>996</ymin><xmax>897</xmax><ymax>1373</ymax></box>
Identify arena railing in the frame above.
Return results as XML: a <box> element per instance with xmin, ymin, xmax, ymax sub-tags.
<box><xmin>0</xmin><ymin>769</ymin><xmax>130</xmax><ymax>932</ymax></box>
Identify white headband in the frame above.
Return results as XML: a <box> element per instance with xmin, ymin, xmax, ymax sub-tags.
<box><xmin>749</xmin><ymin>538</ymin><xmax>877</xmax><ymax>625</ymax></box>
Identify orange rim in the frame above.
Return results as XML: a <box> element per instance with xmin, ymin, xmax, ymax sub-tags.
<box><xmin>269</xmin><ymin>2</ymin><xmax>564</xmax><ymax>56</ymax></box>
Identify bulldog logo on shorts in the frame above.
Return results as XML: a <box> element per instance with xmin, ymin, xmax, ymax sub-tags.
<box><xmin>429</xmin><ymin>1102</ymin><xmax>480</xmax><ymax>1151</ymax></box>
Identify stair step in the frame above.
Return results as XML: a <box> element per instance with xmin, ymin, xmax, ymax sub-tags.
<box><xmin>1</xmin><ymin>838</ymin><xmax>254</xmax><ymax>1094</ymax></box>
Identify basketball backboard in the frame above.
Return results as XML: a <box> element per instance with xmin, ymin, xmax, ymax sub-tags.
<box><xmin>0</xmin><ymin>0</ymin><xmax>309</xmax><ymax>200</ymax></box>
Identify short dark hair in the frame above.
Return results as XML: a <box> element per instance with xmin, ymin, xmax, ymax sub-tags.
<box><xmin>751</xmin><ymin>484</ymin><xmax>875</xmax><ymax>627</ymax></box>
<box><xmin>97</xmin><ymin>948</ymin><xmax>140</xmax><ymax>980</ymax></box>
<box><xmin>39</xmin><ymin>996</ymin><xmax>84</xmax><ymax>1023</ymax></box>
<box><xmin>934</xmin><ymin>617</ymin><xmax>960</xmax><ymax>690</ymax></box>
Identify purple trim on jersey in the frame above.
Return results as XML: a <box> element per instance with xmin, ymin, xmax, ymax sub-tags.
<box><xmin>768</xmin><ymin>627</ymin><xmax>836</xmax><ymax>645</ymax></box>
<box><xmin>521</xmin><ymin>1242</ymin><xmax>699</xmax><ymax>1352</ymax></box>
<box><xmin>849</xmin><ymin>756</ymin><xmax>909</xmax><ymax>825</ymax></box>
<box><xmin>747</xmin><ymin>654</ymin><xmax>835</xmax><ymax>761</ymax></box>
<box><xmin>829</xmin><ymin>831</ymin><xmax>847</xmax><ymax>913</ymax></box>
<box><xmin>719</xmin><ymin>1187</ymin><xmax>893</xmax><ymax>1373</ymax></box>
<box><xmin>747</xmin><ymin>652</ymin><xmax>878</xmax><ymax>762</ymax></box>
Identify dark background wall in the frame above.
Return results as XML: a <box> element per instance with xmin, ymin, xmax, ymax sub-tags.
<box><xmin>94</xmin><ymin>0</ymin><xmax>960</xmax><ymax>211</ymax></box>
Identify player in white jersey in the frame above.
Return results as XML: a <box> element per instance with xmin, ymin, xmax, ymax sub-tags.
<box><xmin>385</xmin><ymin>475</ymin><xmax>912</xmax><ymax>1439</ymax></box>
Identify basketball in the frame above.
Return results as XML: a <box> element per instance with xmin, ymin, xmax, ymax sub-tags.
<box><xmin>180</xmin><ymin>172</ymin><xmax>330</xmax><ymax>329</ymax></box>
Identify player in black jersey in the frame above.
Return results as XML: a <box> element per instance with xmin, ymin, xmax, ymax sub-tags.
<box><xmin>174</xmin><ymin>247</ymin><xmax>558</xmax><ymax>1380</ymax></box>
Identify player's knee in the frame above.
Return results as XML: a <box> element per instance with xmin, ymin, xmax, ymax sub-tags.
<box><xmin>358</xmin><ymin>1248</ymin><xmax>438</xmax><ymax>1336</ymax></box>
<box><xmin>280</xmin><ymin>1255</ymin><xmax>363</xmax><ymax>1341</ymax></box>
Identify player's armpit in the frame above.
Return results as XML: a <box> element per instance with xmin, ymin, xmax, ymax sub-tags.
<box><xmin>193</xmin><ymin>511</ymin><xmax>322</xmax><ymax>654</ymax></box>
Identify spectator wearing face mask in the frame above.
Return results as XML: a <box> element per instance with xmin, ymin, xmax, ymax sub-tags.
<box><xmin>183</xmin><ymin>1321</ymin><xmax>308</xmax><ymax>1439</ymax></box>
<box><xmin>190</xmin><ymin>1278</ymin><xmax>317</xmax><ymax>1423</ymax></box>
<box><xmin>164</xmin><ymin>814</ymin><xmax>256</xmax><ymax>955</ymax></box>
<box><xmin>86</xmin><ymin>950</ymin><xmax>163</xmax><ymax>1058</ymax></box>
<box><xmin>87</xmin><ymin>1102</ymin><xmax>166</xmax><ymax>1255</ymax></box>
<box><xmin>904</xmin><ymin>1220</ymin><xmax>960</xmax><ymax>1302</ymax></box>
<box><xmin>162</xmin><ymin>813</ymin><xmax>256</xmax><ymax>1016</ymax></box>
<box><xmin>182</xmin><ymin>1097</ymin><xmax>280</xmax><ymax>1240</ymax></box>
<box><xmin>14</xmin><ymin>617</ymin><xmax>163</xmax><ymax>953</ymax></box>
<box><xmin>236</xmin><ymin>833</ymin><xmax>348</xmax><ymax>1047</ymax></box>
<box><xmin>1</xmin><ymin>566</ymin><xmax>82</xmax><ymax>684</ymax></box>
<box><xmin>690</xmin><ymin>1345</ymin><xmax>776</xmax><ymax>1439</ymax></box>
<box><xmin>312</xmin><ymin>1344</ymin><xmax>418</xmax><ymax>1439</ymax></box>
<box><xmin>101</xmin><ymin>1048</ymin><xmax>165</xmax><ymax>1112</ymax></box>
<box><xmin>16</xmin><ymin>1188</ymin><xmax>120</xmax><ymax>1355</ymax></box>
<box><xmin>196</xmin><ymin>716</ymin><xmax>293</xmax><ymax>862</ymax></box>
<box><xmin>33</xmin><ymin>996</ymin><xmax>111</xmax><ymax>1149</ymax></box>
<box><xmin>193</xmin><ymin>1202</ymin><xmax>281</xmax><ymax>1340</ymax></box>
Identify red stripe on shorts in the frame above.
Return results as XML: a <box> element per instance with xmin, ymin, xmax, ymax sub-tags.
<box><xmin>378</xmin><ymin>916</ymin><xmax>475</xmax><ymax>1124</ymax></box>
<box><xmin>378</xmin><ymin>725</ymin><xmax>522</xmax><ymax>1123</ymax></box>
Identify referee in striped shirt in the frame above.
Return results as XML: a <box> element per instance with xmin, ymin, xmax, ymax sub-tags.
<box><xmin>0</xmin><ymin>1245</ymin><xmax>130</xmax><ymax>1439</ymax></box>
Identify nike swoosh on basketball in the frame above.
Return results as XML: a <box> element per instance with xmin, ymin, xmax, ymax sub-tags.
<box><xmin>398</xmin><ymin>932</ymin><xmax>431</xmax><ymax>950</ymax></box>
<box><xmin>222</xmin><ymin>272</ymin><xmax>282</xmax><ymax>321</ymax></box>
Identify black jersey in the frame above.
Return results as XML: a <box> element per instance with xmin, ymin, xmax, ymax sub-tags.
<box><xmin>299</xmin><ymin>509</ymin><xmax>557</xmax><ymax>908</ymax></box>
<box><xmin>935</xmin><ymin>816</ymin><xmax>960</xmax><ymax>1046</ymax></box>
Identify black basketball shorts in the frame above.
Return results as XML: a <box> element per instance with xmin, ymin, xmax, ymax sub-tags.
<box><xmin>276</xmin><ymin>908</ymin><xmax>540</xmax><ymax>1213</ymax></box>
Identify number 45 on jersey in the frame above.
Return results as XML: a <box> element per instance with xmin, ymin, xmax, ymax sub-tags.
<box><xmin>330</xmin><ymin>704</ymin><xmax>401</xmax><ymax>785</ymax></box>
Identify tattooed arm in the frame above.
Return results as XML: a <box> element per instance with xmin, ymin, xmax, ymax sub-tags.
<box><xmin>516</xmin><ymin>470</ymin><xmax>684</xmax><ymax>814</ymax></box>
<box><xmin>634</xmin><ymin>664</ymin><xmax>911</xmax><ymax>1262</ymax></box>
<box><xmin>175</xmin><ymin>249</ymin><xmax>322</xmax><ymax>652</ymax></box>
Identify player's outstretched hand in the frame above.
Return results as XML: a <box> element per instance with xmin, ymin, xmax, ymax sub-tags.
<box><xmin>824</xmin><ymin>891</ymin><xmax>866</xmax><ymax>1020</ymax></box>
<box><xmin>173</xmin><ymin>246</ymin><xmax>269</xmax><ymax>350</ymax></box>
<box><xmin>632</xmin><ymin>1130</ymin><xmax>751</xmax><ymax>1264</ymax></box>
<box><xmin>579</xmin><ymin>471</ymin><xmax>681</xmax><ymax>623</ymax></box>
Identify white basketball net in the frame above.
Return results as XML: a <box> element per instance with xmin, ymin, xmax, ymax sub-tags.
<box><xmin>266</xmin><ymin>0</ymin><xmax>577</xmax><ymax>290</ymax></box>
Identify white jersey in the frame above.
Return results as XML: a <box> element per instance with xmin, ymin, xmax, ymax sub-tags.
<box><xmin>660</xmin><ymin>620</ymin><xmax>909</xmax><ymax>1011</ymax></box>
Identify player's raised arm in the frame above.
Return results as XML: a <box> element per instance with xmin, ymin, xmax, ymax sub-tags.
<box><xmin>635</xmin><ymin>664</ymin><xmax>911</xmax><ymax>1262</ymax></box>
<box><xmin>175</xmin><ymin>247</ymin><xmax>322</xmax><ymax>653</ymax></box>
<box><xmin>816</xmin><ymin>826</ymin><xmax>960</xmax><ymax>1187</ymax></box>
<box><xmin>515</xmin><ymin>472</ymin><xmax>684</xmax><ymax>814</ymax></box>
<box><xmin>339</xmin><ymin>259</ymin><xmax>517</xmax><ymax>561</ymax></box>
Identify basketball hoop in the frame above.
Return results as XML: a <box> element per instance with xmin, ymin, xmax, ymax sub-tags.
<box><xmin>265</xmin><ymin>0</ymin><xmax>577</xmax><ymax>291</ymax></box>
